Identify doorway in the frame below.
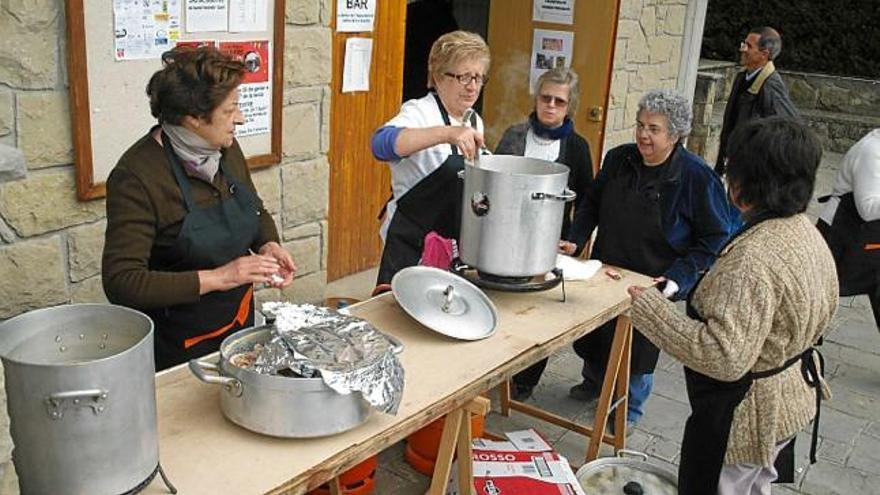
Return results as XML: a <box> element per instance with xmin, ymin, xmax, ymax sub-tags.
<box><xmin>326</xmin><ymin>0</ymin><xmax>621</xmax><ymax>281</ymax></box>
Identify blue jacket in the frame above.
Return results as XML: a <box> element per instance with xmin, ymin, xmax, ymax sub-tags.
<box><xmin>569</xmin><ymin>143</ymin><xmax>739</xmax><ymax>299</ymax></box>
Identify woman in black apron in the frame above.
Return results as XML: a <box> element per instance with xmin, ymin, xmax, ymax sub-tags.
<box><xmin>103</xmin><ymin>46</ymin><xmax>296</xmax><ymax>370</ymax></box>
<box><xmin>627</xmin><ymin>117</ymin><xmax>837</xmax><ymax>494</ymax></box>
<box><xmin>816</xmin><ymin>128</ymin><xmax>880</xmax><ymax>332</ymax></box>
<box><xmin>371</xmin><ymin>30</ymin><xmax>491</xmax><ymax>285</ymax></box>
<box><xmin>563</xmin><ymin>89</ymin><xmax>733</xmax><ymax>428</ymax></box>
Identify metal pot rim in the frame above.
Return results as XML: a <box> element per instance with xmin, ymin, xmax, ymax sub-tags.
<box><xmin>473</xmin><ymin>155</ymin><xmax>570</xmax><ymax>178</ymax></box>
<box><xmin>217</xmin><ymin>325</ymin><xmax>327</xmax><ymax>383</ymax></box>
<box><xmin>576</xmin><ymin>450</ymin><xmax>678</xmax><ymax>488</ymax></box>
<box><xmin>0</xmin><ymin>303</ymin><xmax>153</xmax><ymax>368</ymax></box>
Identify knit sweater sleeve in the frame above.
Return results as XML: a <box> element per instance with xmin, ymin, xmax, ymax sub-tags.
<box><xmin>630</xmin><ymin>260</ymin><xmax>776</xmax><ymax>381</ymax></box>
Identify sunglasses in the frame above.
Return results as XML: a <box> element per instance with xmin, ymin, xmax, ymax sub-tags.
<box><xmin>538</xmin><ymin>94</ymin><xmax>569</xmax><ymax>107</ymax></box>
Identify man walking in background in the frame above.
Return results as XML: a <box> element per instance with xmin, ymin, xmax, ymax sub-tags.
<box><xmin>715</xmin><ymin>26</ymin><xmax>799</xmax><ymax>176</ymax></box>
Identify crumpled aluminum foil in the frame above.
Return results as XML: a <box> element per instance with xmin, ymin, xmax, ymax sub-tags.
<box><xmin>253</xmin><ymin>302</ymin><xmax>405</xmax><ymax>414</ymax></box>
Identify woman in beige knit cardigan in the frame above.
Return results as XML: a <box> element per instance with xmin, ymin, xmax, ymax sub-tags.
<box><xmin>627</xmin><ymin>117</ymin><xmax>838</xmax><ymax>495</ymax></box>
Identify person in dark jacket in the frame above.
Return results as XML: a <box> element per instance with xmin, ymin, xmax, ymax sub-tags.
<box><xmin>495</xmin><ymin>67</ymin><xmax>593</xmax><ymax>400</ymax></box>
<box><xmin>715</xmin><ymin>26</ymin><xmax>799</xmax><ymax>176</ymax></box>
<box><xmin>562</xmin><ymin>89</ymin><xmax>735</xmax><ymax>429</ymax></box>
<box><xmin>103</xmin><ymin>46</ymin><xmax>297</xmax><ymax>370</ymax></box>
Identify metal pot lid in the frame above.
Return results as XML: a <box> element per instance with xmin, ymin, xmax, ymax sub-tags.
<box><xmin>391</xmin><ymin>266</ymin><xmax>498</xmax><ymax>340</ymax></box>
<box><xmin>576</xmin><ymin>450</ymin><xmax>677</xmax><ymax>494</ymax></box>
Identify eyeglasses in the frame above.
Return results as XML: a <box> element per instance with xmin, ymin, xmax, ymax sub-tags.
<box><xmin>739</xmin><ymin>40</ymin><xmax>766</xmax><ymax>52</ymax></box>
<box><xmin>634</xmin><ymin>121</ymin><xmax>667</xmax><ymax>136</ymax></box>
<box><xmin>444</xmin><ymin>72</ymin><xmax>488</xmax><ymax>86</ymax></box>
<box><xmin>538</xmin><ymin>94</ymin><xmax>569</xmax><ymax>107</ymax></box>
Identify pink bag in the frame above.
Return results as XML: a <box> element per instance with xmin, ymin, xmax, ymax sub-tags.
<box><xmin>420</xmin><ymin>231</ymin><xmax>457</xmax><ymax>270</ymax></box>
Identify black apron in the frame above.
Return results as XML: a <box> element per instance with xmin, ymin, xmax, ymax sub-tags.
<box><xmin>574</xmin><ymin>152</ymin><xmax>681</xmax><ymax>375</ymax></box>
<box><xmin>817</xmin><ymin>192</ymin><xmax>880</xmax><ymax>297</ymax></box>
<box><xmin>376</xmin><ymin>93</ymin><xmax>467</xmax><ymax>284</ymax></box>
<box><xmin>147</xmin><ymin>133</ymin><xmax>263</xmax><ymax>370</ymax></box>
<box><xmin>678</xmin><ymin>215</ymin><xmax>826</xmax><ymax>494</ymax></box>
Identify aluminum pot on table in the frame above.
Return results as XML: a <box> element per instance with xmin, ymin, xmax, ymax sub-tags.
<box><xmin>459</xmin><ymin>155</ymin><xmax>575</xmax><ymax>278</ymax></box>
<box><xmin>0</xmin><ymin>304</ymin><xmax>163</xmax><ymax>495</ymax></box>
<box><xmin>190</xmin><ymin>324</ymin><xmax>403</xmax><ymax>438</ymax></box>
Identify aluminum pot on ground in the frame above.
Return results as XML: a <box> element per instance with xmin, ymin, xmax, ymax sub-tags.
<box><xmin>576</xmin><ymin>450</ymin><xmax>678</xmax><ymax>494</ymax></box>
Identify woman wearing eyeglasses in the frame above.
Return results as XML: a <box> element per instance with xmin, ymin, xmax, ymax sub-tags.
<box><xmin>563</xmin><ymin>89</ymin><xmax>736</xmax><ymax>430</ymax></box>
<box><xmin>371</xmin><ymin>30</ymin><xmax>490</xmax><ymax>285</ymax></box>
<box><xmin>494</xmin><ymin>67</ymin><xmax>593</xmax><ymax>401</ymax></box>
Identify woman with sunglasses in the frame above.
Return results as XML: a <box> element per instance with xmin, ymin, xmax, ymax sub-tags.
<box><xmin>563</xmin><ymin>89</ymin><xmax>736</xmax><ymax>431</ymax></box>
<box><xmin>494</xmin><ymin>67</ymin><xmax>593</xmax><ymax>401</ymax></box>
<box><xmin>371</xmin><ymin>30</ymin><xmax>490</xmax><ymax>285</ymax></box>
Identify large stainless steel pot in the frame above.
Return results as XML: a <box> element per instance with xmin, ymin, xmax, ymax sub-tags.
<box><xmin>460</xmin><ymin>155</ymin><xmax>575</xmax><ymax>277</ymax></box>
<box><xmin>0</xmin><ymin>304</ymin><xmax>158</xmax><ymax>495</ymax></box>
<box><xmin>576</xmin><ymin>450</ymin><xmax>678</xmax><ymax>494</ymax></box>
<box><xmin>190</xmin><ymin>325</ymin><xmax>380</xmax><ymax>438</ymax></box>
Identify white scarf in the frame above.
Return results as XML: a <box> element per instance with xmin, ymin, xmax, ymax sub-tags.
<box><xmin>161</xmin><ymin>123</ymin><xmax>221</xmax><ymax>183</ymax></box>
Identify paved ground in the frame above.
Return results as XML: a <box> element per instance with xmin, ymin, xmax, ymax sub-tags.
<box><xmin>329</xmin><ymin>151</ymin><xmax>880</xmax><ymax>494</ymax></box>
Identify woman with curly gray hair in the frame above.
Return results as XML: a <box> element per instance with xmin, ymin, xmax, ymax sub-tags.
<box><xmin>562</xmin><ymin>89</ymin><xmax>736</xmax><ymax>431</ymax></box>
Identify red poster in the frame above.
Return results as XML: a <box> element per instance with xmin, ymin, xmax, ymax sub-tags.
<box><xmin>175</xmin><ymin>40</ymin><xmax>217</xmax><ymax>50</ymax></box>
<box><xmin>219</xmin><ymin>40</ymin><xmax>270</xmax><ymax>84</ymax></box>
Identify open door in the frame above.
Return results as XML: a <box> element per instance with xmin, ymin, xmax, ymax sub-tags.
<box><xmin>327</xmin><ymin>2</ymin><xmax>406</xmax><ymax>281</ymax></box>
<box><xmin>482</xmin><ymin>0</ymin><xmax>621</xmax><ymax>170</ymax></box>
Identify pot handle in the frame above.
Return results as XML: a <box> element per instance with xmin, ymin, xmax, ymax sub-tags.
<box><xmin>189</xmin><ymin>359</ymin><xmax>243</xmax><ymax>397</ymax></box>
<box><xmin>531</xmin><ymin>189</ymin><xmax>577</xmax><ymax>202</ymax></box>
<box><xmin>616</xmin><ymin>449</ymin><xmax>649</xmax><ymax>461</ymax></box>
<box><xmin>45</xmin><ymin>389</ymin><xmax>109</xmax><ymax>420</ymax></box>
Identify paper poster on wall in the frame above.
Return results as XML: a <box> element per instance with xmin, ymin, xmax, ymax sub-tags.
<box><xmin>219</xmin><ymin>40</ymin><xmax>271</xmax><ymax>137</ymax></box>
<box><xmin>342</xmin><ymin>37</ymin><xmax>373</xmax><ymax>93</ymax></box>
<box><xmin>533</xmin><ymin>0</ymin><xmax>575</xmax><ymax>25</ymax></box>
<box><xmin>336</xmin><ymin>0</ymin><xmax>376</xmax><ymax>32</ymax></box>
<box><xmin>113</xmin><ymin>0</ymin><xmax>181</xmax><ymax>61</ymax></box>
<box><xmin>186</xmin><ymin>0</ymin><xmax>228</xmax><ymax>32</ymax></box>
<box><xmin>529</xmin><ymin>29</ymin><xmax>574</xmax><ymax>93</ymax></box>
<box><xmin>175</xmin><ymin>39</ymin><xmax>217</xmax><ymax>49</ymax></box>
<box><xmin>229</xmin><ymin>0</ymin><xmax>268</xmax><ymax>32</ymax></box>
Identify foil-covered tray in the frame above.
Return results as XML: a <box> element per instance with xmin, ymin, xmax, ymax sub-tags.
<box><xmin>248</xmin><ymin>302</ymin><xmax>405</xmax><ymax>414</ymax></box>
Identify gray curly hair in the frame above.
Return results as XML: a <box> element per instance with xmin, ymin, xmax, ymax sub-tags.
<box><xmin>637</xmin><ymin>89</ymin><xmax>692</xmax><ymax>139</ymax></box>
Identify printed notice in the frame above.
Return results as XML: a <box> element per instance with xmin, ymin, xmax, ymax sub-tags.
<box><xmin>229</xmin><ymin>0</ymin><xmax>268</xmax><ymax>32</ymax></box>
<box><xmin>113</xmin><ymin>0</ymin><xmax>181</xmax><ymax>61</ymax></box>
<box><xmin>342</xmin><ymin>37</ymin><xmax>373</xmax><ymax>93</ymax></box>
<box><xmin>186</xmin><ymin>0</ymin><xmax>228</xmax><ymax>32</ymax></box>
<box><xmin>533</xmin><ymin>0</ymin><xmax>575</xmax><ymax>25</ymax></box>
<box><xmin>530</xmin><ymin>29</ymin><xmax>574</xmax><ymax>93</ymax></box>
<box><xmin>219</xmin><ymin>41</ymin><xmax>271</xmax><ymax>137</ymax></box>
<box><xmin>336</xmin><ymin>0</ymin><xmax>376</xmax><ymax>33</ymax></box>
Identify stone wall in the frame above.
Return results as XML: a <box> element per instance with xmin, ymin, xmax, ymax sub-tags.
<box><xmin>693</xmin><ymin>59</ymin><xmax>880</xmax><ymax>160</ymax></box>
<box><xmin>0</xmin><ymin>0</ymin><xmax>333</xmax><ymax>492</ymax></box>
<box><xmin>603</xmin><ymin>0</ymin><xmax>689</xmax><ymax>153</ymax></box>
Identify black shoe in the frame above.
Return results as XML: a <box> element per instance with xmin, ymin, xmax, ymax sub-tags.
<box><xmin>568</xmin><ymin>381</ymin><xmax>600</xmax><ymax>402</ymax></box>
<box><xmin>606</xmin><ymin>408</ymin><xmax>637</xmax><ymax>437</ymax></box>
<box><xmin>511</xmin><ymin>384</ymin><xmax>534</xmax><ymax>401</ymax></box>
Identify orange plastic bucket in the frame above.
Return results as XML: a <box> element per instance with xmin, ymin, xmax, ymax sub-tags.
<box><xmin>308</xmin><ymin>455</ymin><xmax>377</xmax><ymax>495</ymax></box>
<box><xmin>404</xmin><ymin>413</ymin><xmax>485</xmax><ymax>476</ymax></box>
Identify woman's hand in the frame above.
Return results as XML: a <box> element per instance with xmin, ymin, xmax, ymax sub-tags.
<box><xmin>446</xmin><ymin>126</ymin><xmax>485</xmax><ymax>161</ymax></box>
<box><xmin>199</xmin><ymin>254</ymin><xmax>281</xmax><ymax>294</ymax></box>
<box><xmin>258</xmin><ymin>241</ymin><xmax>298</xmax><ymax>288</ymax></box>
<box><xmin>558</xmin><ymin>240</ymin><xmax>577</xmax><ymax>255</ymax></box>
<box><xmin>627</xmin><ymin>285</ymin><xmax>647</xmax><ymax>302</ymax></box>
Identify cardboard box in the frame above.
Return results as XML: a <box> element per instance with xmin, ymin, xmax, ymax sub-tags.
<box><xmin>446</xmin><ymin>429</ymin><xmax>585</xmax><ymax>495</ymax></box>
